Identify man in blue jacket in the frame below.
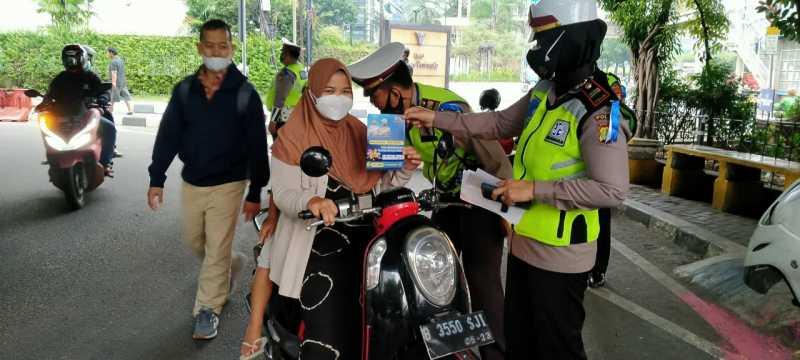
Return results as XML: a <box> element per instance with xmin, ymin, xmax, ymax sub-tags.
<box><xmin>146</xmin><ymin>19</ymin><xmax>268</xmax><ymax>340</ymax></box>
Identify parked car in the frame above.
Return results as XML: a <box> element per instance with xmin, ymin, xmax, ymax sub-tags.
<box><xmin>744</xmin><ymin>178</ymin><xmax>800</xmax><ymax>306</ymax></box>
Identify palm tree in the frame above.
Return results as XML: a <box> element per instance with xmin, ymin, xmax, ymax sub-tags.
<box><xmin>36</xmin><ymin>0</ymin><xmax>95</xmax><ymax>32</ymax></box>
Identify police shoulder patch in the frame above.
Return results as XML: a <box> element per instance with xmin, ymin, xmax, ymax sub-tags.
<box><xmin>545</xmin><ymin>120</ymin><xmax>570</xmax><ymax>147</ymax></box>
<box><xmin>593</xmin><ymin>113</ymin><xmax>609</xmax><ymax>127</ymax></box>
<box><xmin>595</xmin><ymin>113</ymin><xmax>610</xmax><ymax>143</ymax></box>
<box><xmin>581</xmin><ymin>80</ymin><xmax>611</xmax><ymax>108</ymax></box>
<box><xmin>420</xmin><ymin>98</ymin><xmax>441</xmax><ymax>111</ymax></box>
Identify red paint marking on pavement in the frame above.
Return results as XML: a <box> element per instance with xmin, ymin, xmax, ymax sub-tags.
<box><xmin>679</xmin><ymin>292</ymin><xmax>791</xmax><ymax>360</ymax></box>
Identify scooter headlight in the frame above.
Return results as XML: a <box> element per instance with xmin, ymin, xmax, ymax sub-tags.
<box><xmin>68</xmin><ymin>132</ymin><xmax>92</xmax><ymax>149</ymax></box>
<box><xmin>40</xmin><ymin>117</ymin><xmax>98</xmax><ymax>151</ymax></box>
<box><xmin>366</xmin><ymin>239</ymin><xmax>387</xmax><ymax>290</ymax></box>
<box><xmin>405</xmin><ymin>227</ymin><xmax>456</xmax><ymax>306</ymax></box>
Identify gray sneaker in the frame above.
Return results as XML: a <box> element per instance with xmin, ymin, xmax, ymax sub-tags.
<box><xmin>192</xmin><ymin>308</ymin><xmax>219</xmax><ymax>340</ymax></box>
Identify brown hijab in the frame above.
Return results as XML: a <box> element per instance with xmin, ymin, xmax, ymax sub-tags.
<box><xmin>271</xmin><ymin>58</ymin><xmax>384</xmax><ymax>194</ymax></box>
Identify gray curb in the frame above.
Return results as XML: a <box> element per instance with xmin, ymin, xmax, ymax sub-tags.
<box><xmin>618</xmin><ymin>199</ymin><xmax>746</xmax><ymax>258</ymax></box>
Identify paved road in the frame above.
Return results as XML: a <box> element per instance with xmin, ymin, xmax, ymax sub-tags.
<box><xmin>0</xmin><ymin>121</ymin><xmax>769</xmax><ymax>359</ymax></box>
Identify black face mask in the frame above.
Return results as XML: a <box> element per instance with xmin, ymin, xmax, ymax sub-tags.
<box><xmin>526</xmin><ymin>19</ymin><xmax>607</xmax><ymax>89</ymax></box>
<box><xmin>380</xmin><ymin>90</ymin><xmax>405</xmax><ymax>115</ymax></box>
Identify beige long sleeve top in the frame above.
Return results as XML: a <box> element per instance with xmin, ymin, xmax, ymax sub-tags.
<box><xmin>434</xmin><ymin>88</ymin><xmax>631</xmax><ymax>273</ymax></box>
<box><xmin>259</xmin><ymin>158</ymin><xmax>414</xmax><ymax>298</ymax></box>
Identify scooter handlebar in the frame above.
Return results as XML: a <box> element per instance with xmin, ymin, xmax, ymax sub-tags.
<box><xmin>298</xmin><ymin>210</ymin><xmax>315</xmax><ymax>220</ymax></box>
<box><xmin>301</xmin><ymin>207</ymin><xmax>382</xmax><ymax>231</ymax></box>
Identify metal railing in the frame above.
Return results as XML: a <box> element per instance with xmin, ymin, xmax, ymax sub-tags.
<box><xmin>651</xmin><ymin>110</ymin><xmax>800</xmax><ymax>163</ymax></box>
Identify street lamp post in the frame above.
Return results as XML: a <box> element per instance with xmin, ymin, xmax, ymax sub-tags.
<box><xmin>239</xmin><ymin>0</ymin><xmax>248</xmax><ymax>76</ymax></box>
<box><xmin>306</xmin><ymin>0</ymin><xmax>313</xmax><ymax>66</ymax></box>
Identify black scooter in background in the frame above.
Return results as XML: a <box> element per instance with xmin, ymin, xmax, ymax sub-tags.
<box><xmin>249</xmin><ymin>140</ymin><xmax>494</xmax><ymax>360</ymax></box>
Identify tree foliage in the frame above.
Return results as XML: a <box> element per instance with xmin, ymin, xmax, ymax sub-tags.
<box><xmin>452</xmin><ymin>20</ymin><xmax>526</xmax><ymax>75</ymax></box>
<box><xmin>599</xmin><ymin>0</ymin><xmax>728</xmax><ymax>139</ymax></box>
<box><xmin>315</xmin><ymin>0</ymin><xmax>357</xmax><ymax>27</ymax></box>
<box><xmin>184</xmin><ymin>0</ymin><xmax>261</xmax><ymax>35</ymax></box>
<box><xmin>0</xmin><ymin>31</ymin><xmax>375</xmax><ymax>96</ymax></box>
<box><xmin>757</xmin><ymin>0</ymin><xmax>800</xmax><ymax>42</ymax></box>
<box><xmin>37</xmin><ymin>0</ymin><xmax>95</xmax><ymax>32</ymax></box>
<box><xmin>656</xmin><ymin>60</ymin><xmax>754</xmax><ymax>146</ymax></box>
<box><xmin>184</xmin><ymin>0</ymin><xmax>359</xmax><ymax>54</ymax></box>
<box><xmin>599</xmin><ymin>38</ymin><xmax>632</xmax><ymax>77</ymax></box>
<box><xmin>682</xmin><ymin>0</ymin><xmax>729</xmax><ymax>65</ymax></box>
<box><xmin>404</xmin><ymin>0</ymin><xmax>446</xmax><ymax>24</ymax></box>
<box><xmin>469</xmin><ymin>0</ymin><xmax>527</xmax><ymax>33</ymax></box>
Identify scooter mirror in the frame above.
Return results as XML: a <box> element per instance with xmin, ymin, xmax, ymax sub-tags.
<box><xmin>300</xmin><ymin>146</ymin><xmax>333</xmax><ymax>178</ymax></box>
<box><xmin>253</xmin><ymin>207</ymin><xmax>270</xmax><ymax>233</ymax></box>
<box><xmin>435</xmin><ymin>133</ymin><xmax>455</xmax><ymax>160</ymax></box>
<box><xmin>24</xmin><ymin>89</ymin><xmax>43</xmax><ymax>98</ymax></box>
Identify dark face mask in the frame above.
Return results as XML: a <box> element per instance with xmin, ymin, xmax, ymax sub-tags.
<box><xmin>380</xmin><ymin>89</ymin><xmax>405</xmax><ymax>115</ymax></box>
<box><xmin>526</xmin><ymin>19</ymin><xmax>607</xmax><ymax>87</ymax></box>
<box><xmin>526</xmin><ymin>30</ymin><xmax>564</xmax><ymax>81</ymax></box>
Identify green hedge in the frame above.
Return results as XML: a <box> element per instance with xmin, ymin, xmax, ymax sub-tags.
<box><xmin>452</xmin><ymin>69</ymin><xmax>520</xmax><ymax>82</ymax></box>
<box><xmin>0</xmin><ymin>31</ymin><xmax>376</xmax><ymax>96</ymax></box>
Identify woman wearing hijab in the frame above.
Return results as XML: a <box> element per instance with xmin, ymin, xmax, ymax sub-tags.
<box><xmin>239</xmin><ymin>58</ymin><xmax>420</xmax><ymax>360</ymax></box>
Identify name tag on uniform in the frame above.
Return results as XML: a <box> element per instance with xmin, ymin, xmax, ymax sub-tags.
<box><xmin>545</xmin><ymin>120</ymin><xmax>570</xmax><ymax>147</ymax></box>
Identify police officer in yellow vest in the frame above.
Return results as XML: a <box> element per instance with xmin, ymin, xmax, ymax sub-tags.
<box><xmin>266</xmin><ymin>38</ymin><xmax>307</xmax><ymax>138</ymax></box>
<box><xmin>349</xmin><ymin>42</ymin><xmax>511</xmax><ymax>360</ymax></box>
<box><xmin>405</xmin><ymin>1</ymin><xmax>632</xmax><ymax>358</ymax></box>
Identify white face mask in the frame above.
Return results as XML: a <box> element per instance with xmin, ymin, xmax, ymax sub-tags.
<box><xmin>314</xmin><ymin>94</ymin><xmax>353</xmax><ymax>121</ymax></box>
<box><xmin>203</xmin><ymin>56</ymin><xmax>232</xmax><ymax>72</ymax></box>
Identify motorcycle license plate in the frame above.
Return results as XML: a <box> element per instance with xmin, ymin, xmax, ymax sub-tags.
<box><xmin>419</xmin><ymin>311</ymin><xmax>494</xmax><ymax>359</ymax></box>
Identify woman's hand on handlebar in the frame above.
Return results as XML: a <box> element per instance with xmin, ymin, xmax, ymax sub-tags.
<box><xmin>307</xmin><ymin>197</ymin><xmax>338</xmax><ymax>226</ymax></box>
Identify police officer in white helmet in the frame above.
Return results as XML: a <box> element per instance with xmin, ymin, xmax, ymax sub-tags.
<box><xmin>405</xmin><ymin>1</ymin><xmax>634</xmax><ymax>357</ymax></box>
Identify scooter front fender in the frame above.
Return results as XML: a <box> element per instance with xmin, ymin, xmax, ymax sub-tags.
<box><xmin>363</xmin><ymin>215</ymin><xmax>472</xmax><ymax>359</ymax></box>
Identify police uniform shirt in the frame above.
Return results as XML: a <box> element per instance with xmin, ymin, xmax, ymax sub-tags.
<box><xmin>273</xmin><ymin>66</ymin><xmax>297</xmax><ymax>109</ymax></box>
<box><xmin>432</xmin><ymin>88</ymin><xmax>631</xmax><ymax>273</ymax></box>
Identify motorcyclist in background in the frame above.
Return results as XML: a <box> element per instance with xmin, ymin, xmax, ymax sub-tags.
<box><xmin>44</xmin><ymin>44</ymin><xmax>117</xmax><ymax>175</ymax></box>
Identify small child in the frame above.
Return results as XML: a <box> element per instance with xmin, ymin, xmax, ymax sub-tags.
<box><xmin>239</xmin><ymin>199</ymin><xmax>279</xmax><ymax>360</ymax></box>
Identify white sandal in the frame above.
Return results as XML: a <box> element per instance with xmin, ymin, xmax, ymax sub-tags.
<box><xmin>239</xmin><ymin>336</ymin><xmax>267</xmax><ymax>360</ymax></box>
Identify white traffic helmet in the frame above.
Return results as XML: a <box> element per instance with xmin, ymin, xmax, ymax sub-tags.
<box><xmin>528</xmin><ymin>0</ymin><xmax>598</xmax><ymax>40</ymax></box>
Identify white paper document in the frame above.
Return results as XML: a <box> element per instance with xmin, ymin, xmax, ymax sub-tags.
<box><xmin>459</xmin><ymin>169</ymin><xmax>525</xmax><ymax>225</ymax></box>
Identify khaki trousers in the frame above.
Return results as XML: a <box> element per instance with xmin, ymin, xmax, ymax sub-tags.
<box><xmin>181</xmin><ymin>180</ymin><xmax>246</xmax><ymax>315</ymax></box>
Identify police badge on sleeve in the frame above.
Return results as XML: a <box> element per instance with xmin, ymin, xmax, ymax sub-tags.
<box><xmin>545</xmin><ymin>120</ymin><xmax>570</xmax><ymax>146</ymax></box>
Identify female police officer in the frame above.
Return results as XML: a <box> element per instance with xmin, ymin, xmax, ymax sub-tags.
<box><xmin>405</xmin><ymin>1</ymin><xmax>632</xmax><ymax>358</ymax></box>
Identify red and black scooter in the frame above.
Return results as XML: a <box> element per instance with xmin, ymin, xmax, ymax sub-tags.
<box><xmin>25</xmin><ymin>84</ymin><xmax>111</xmax><ymax>210</ymax></box>
<box><xmin>250</xmin><ymin>142</ymin><xmax>494</xmax><ymax>360</ymax></box>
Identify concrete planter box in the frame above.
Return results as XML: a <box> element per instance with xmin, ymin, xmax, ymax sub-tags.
<box><xmin>628</xmin><ymin>137</ymin><xmax>662</xmax><ymax>186</ymax></box>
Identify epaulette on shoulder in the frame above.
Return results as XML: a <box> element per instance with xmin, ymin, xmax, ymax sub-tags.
<box><xmin>420</xmin><ymin>98</ymin><xmax>441</xmax><ymax>111</ymax></box>
<box><xmin>578</xmin><ymin>79</ymin><xmax>612</xmax><ymax>113</ymax></box>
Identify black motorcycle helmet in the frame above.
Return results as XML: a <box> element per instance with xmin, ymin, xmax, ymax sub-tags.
<box><xmin>61</xmin><ymin>44</ymin><xmax>90</xmax><ymax>72</ymax></box>
<box><xmin>479</xmin><ymin>88</ymin><xmax>501</xmax><ymax>111</ymax></box>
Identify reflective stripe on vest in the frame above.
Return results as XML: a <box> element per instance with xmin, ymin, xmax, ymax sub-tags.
<box><xmin>513</xmin><ymin>82</ymin><xmax>600</xmax><ymax>247</ymax></box>
<box><xmin>407</xmin><ymin>83</ymin><xmax>475</xmax><ymax>192</ymax></box>
<box><xmin>266</xmin><ymin>63</ymin><xmax>306</xmax><ymax>109</ymax></box>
